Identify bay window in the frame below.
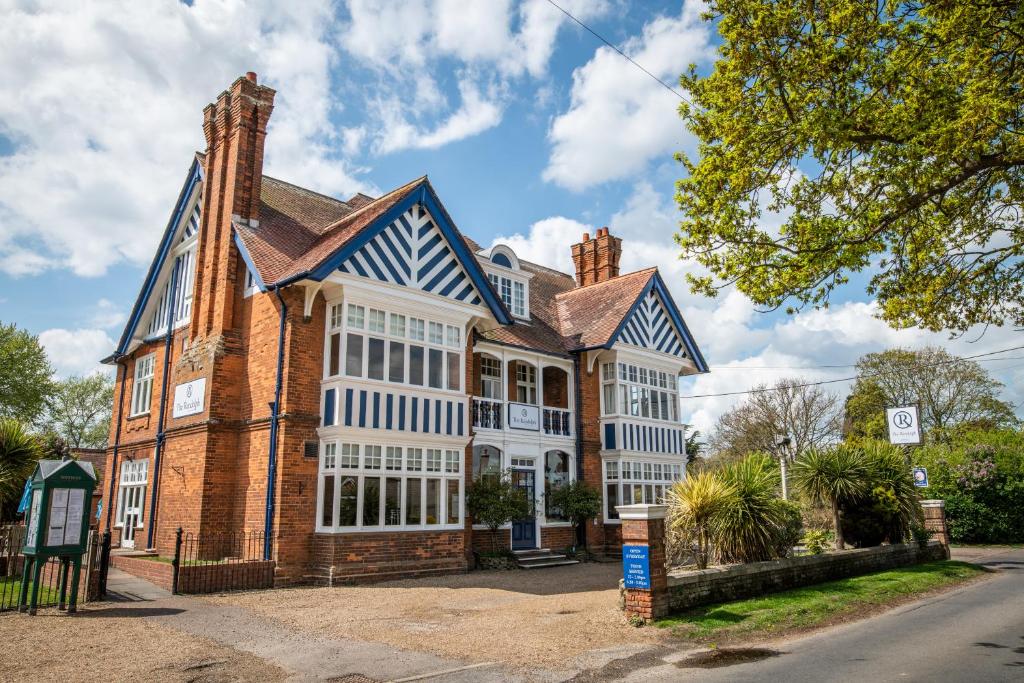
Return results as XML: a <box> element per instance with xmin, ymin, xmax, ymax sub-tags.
<box><xmin>603</xmin><ymin>457</ymin><xmax>684</xmax><ymax>521</ymax></box>
<box><xmin>327</xmin><ymin>300</ymin><xmax>463</xmax><ymax>393</ymax></box>
<box><xmin>318</xmin><ymin>441</ymin><xmax>463</xmax><ymax>531</ymax></box>
<box><xmin>601</xmin><ymin>361</ymin><xmax>679</xmax><ymax>424</ymax></box>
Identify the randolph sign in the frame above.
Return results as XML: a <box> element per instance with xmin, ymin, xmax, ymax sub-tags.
<box><xmin>886</xmin><ymin>405</ymin><xmax>922</xmax><ymax>445</ymax></box>
<box><xmin>507</xmin><ymin>402</ymin><xmax>540</xmax><ymax>431</ymax></box>
<box><xmin>173</xmin><ymin>378</ymin><xmax>206</xmax><ymax>418</ymax></box>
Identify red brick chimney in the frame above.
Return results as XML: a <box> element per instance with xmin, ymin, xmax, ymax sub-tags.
<box><xmin>571</xmin><ymin>226</ymin><xmax>622</xmax><ymax>287</ymax></box>
<box><xmin>192</xmin><ymin>73</ymin><xmax>275</xmax><ymax>340</ymax></box>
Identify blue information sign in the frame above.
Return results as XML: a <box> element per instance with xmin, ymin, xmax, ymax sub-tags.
<box><xmin>912</xmin><ymin>467</ymin><xmax>929</xmax><ymax>488</ymax></box>
<box><xmin>622</xmin><ymin>544</ymin><xmax>651</xmax><ymax>589</ymax></box>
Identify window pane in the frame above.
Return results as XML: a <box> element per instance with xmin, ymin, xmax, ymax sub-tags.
<box><xmin>445</xmin><ymin>449</ymin><xmax>460</xmax><ymax>473</ymax></box>
<box><xmin>409</xmin><ymin>318</ymin><xmax>425</xmax><ymax>341</ymax></box>
<box><xmin>425</xmin><ymin>479</ymin><xmax>441</xmax><ymax>524</ymax></box>
<box><xmin>362</xmin><ymin>477</ymin><xmax>380</xmax><ymax>525</ymax></box>
<box><xmin>447</xmin><ymin>480</ymin><xmax>460</xmax><ymax>524</ymax></box>
<box><xmin>390</xmin><ymin>313</ymin><xmax>406</xmax><ymax>337</ymax></box>
<box><xmin>447</xmin><ymin>352</ymin><xmax>461</xmax><ymax>391</ymax></box>
<box><xmin>407</xmin><ymin>448</ymin><xmax>423</xmax><ymax>471</ymax></box>
<box><xmin>630</xmin><ymin>386</ymin><xmax>640</xmax><ymax>416</ymax></box>
<box><xmin>513</xmin><ymin>281</ymin><xmax>525</xmax><ymax>317</ymax></box>
<box><xmin>329</xmin><ymin>333</ymin><xmax>340</xmax><ymax>376</ymax></box>
<box><xmin>409</xmin><ymin>346</ymin><xmax>424</xmax><ymax>385</ymax></box>
<box><xmin>473</xmin><ymin>445</ymin><xmax>501</xmax><ymax>479</ymax></box>
<box><xmin>406</xmin><ymin>478</ymin><xmax>422</xmax><ymax>524</ymax></box>
<box><xmin>330</xmin><ymin>304</ymin><xmax>344</xmax><ymax>330</ymax></box>
<box><xmin>545</xmin><ymin>451</ymin><xmax>570</xmax><ymax>522</ymax></box>
<box><xmin>365</xmin><ymin>446</ymin><xmax>381</xmax><ymax>469</ymax></box>
<box><xmin>347</xmin><ymin>304</ymin><xmax>364</xmax><ymax>329</ymax></box>
<box><xmin>321</xmin><ymin>475</ymin><xmax>335</xmax><ymax>527</ymax></box>
<box><xmin>368</xmin><ymin>308</ymin><xmax>385</xmax><ymax>333</ymax></box>
<box><xmin>339</xmin><ymin>476</ymin><xmax>358</xmax><ymax>526</ymax></box>
<box><xmin>446</xmin><ymin>325</ymin><xmax>460</xmax><ymax>347</ymax></box>
<box><xmin>345</xmin><ymin>333</ymin><xmax>364</xmax><ymax>376</ymax></box>
<box><xmin>340</xmin><ymin>443</ymin><xmax>359</xmax><ymax>469</ymax></box>
<box><xmin>640</xmin><ymin>388</ymin><xmax>650</xmax><ymax>417</ymax></box>
<box><xmin>660</xmin><ymin>392</ymin><xmax>669</xmax><ymax>421</ymax></box>
<box><xmin>426</xmin><ymin>449</ymin><xmax>441</xmax><ymax>472</ymax></box>
<box><xmin>386</xmin><ymin>446</ymin><xmax>402</xmax><ymax>470</ymax></box>
<box><xmin>389</xmin><ymin>341</ymin><xmax>405</xmax><ymax>382</ymax></box>
<box><xmin>651</xmin><ymin>390</ymin><xmax>661</xmax><ymax>420</ymax></box>
<box><xmin>385</xmin><ymin>477</ymin><xmax>401</xmax><ymax>526</ymax></box>
<box><xmin>429</xmin><ymin>321</ymin><xmax>444</xmax><ymax>344</ymax></box>
<box><xmin>602</xmin><ymin>384</ymin><xmax>615</xmax><ymax>415</ymax></box>
<box><xmin>607</xmin><ymin>483</ymin><xmax>619</xmax><ymax>519</ymax></box>
<box><xmin>368</xmin><ymin>337</ymin><xmax>385</xmax><ymax>380</ymax></box>
<box><xmin>428</xmin><ymin>348</ymin><xmax>443</xmax><ymax>389</ymax></box>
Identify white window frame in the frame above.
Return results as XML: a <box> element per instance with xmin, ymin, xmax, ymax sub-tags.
<box><xmin>129</xmin><ymin>353</ymin><xmax>156</xmax><ymax>417</ymax></box>
<box><xmin>324</xmin><ymin>299</ymin><xmax>464</xmax><ymax>394</ymax></box>
<box><xmin>602</xmin><ymin>361</ymin><xmax>680</xmax><ymax>424</ymax></box>
<box><xmin>316</xmin><ymin>439</ymin><xmax>463</xmax><ymax>532</ymax></box>
<box><xmin>115</xmin><ymin>459</ymin><xmax>148</xmax><ymax>529</ymax></box>
<box><xmin>602</xmin><ymin>456</ymin><xmax>684</xmax><ymax>523</ymax></box>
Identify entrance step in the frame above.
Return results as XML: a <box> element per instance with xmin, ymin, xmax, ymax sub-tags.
<box><xmin>512</xmin><ymin>548</ymin><xmax>580</xmax><ymax>569</ymax></box>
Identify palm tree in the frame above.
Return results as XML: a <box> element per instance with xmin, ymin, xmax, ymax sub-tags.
<box><xmin>792</xmin><ymin>446</ymin><xmax>868</xmax><ymax>550</ymax></box>
<box><xmin>0</xmin><ymin>419</ymin><xmax>42</xmax><ymax>521</ymax></box>
<box><xmin>715</xmin><ymin>453</ymin><xmax>789</xmax><ymax>563</ymax></box>
<box><xmin>666</xmin><ymin>471</ymin><xmax>735</xmax><ymax>569</ymax></box>
<box><xmin>861</xmin><ymin>440</ymin><xmax>924</xmax><ymax>539</ymax></box>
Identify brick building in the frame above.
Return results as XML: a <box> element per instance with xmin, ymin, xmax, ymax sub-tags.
<box><xmin>100</xmin><ymin>74</ymin><xmax>708</xmax><ymax>583</ymax></box>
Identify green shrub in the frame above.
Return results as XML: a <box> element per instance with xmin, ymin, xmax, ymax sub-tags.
<box><xmin>666</xmin><ymin>471</ymin><xmax>736</xmax><ymax>569</ymax></box>
<box><xmin>546</xmin><ymin>480</ymin><xmax>602</xmax><ymax>548</ymax></box>
<box><xmin>466</xmin><ymin>469</ymin><xmax>530</xmax><ymax>552</ymax></box>
<box><xmin>715</xmin><ymin>453</ymin><xmax>789</xmax><ymax>564</ymax></box>
<box><xmin>772</xmin><ymin>498</ymin><xmax>804</xmax><ymax>558</ymax></box>
<box><xmin>802</xmin><ymin>529</ymin><xmax>833</xmax><ymax>555</ymax></box>
<box><xmin>0</xmin><ymin>419</ymin><xmax>42</xmax><ymax>522</ymax></box>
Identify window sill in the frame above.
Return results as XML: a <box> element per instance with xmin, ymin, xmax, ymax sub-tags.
<box><xmin>126</xmin><ymin>412</ymin><xmax>151</xmax><ymax>421</ymax></box>
<box><xmin>314</xmin><ymin>524</ymin><xmax>464</xmax><ymax>534</ymax></box>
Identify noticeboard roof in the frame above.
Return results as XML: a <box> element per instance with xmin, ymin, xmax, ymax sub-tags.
<box><xmin>32</xmin><ymin>458</ymin><xmax>97</xmax><ymax>483</ymax></box>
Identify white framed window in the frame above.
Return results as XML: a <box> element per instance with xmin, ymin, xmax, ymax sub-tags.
<box><xmin>129</xmin><ymin>354</ymin><xmax>155</xmax><ymax>417</ymax></box>
<box><xmin>317</xmin><ymin>440</ymin><xmax>463</xmax><ymax>532</ymax></box>
<box><xmin>603</xmin><ymin>361</ymin><xmax>679</xmax><ymax>424</ymax></box>
<box><xmin>515</xmin><ymin>363</ymin><xmax>537</xmax><ymax>404</ymax></box>
<box><xmin>115</xmin><ymin>459</ymin><xmax>148</xmax><ymax>529</ymax></box>
<box><xmin>480</xmin><ymin>357</ymin><xmax>502</xmax><ymax>399</ymax></box>
<box><xmin>331</xmin><ymin>302</ymin><xmax>463</xmax><ymax>394</ymax></box>
<box><xmin>603</xmin><ymin>457</ymin><xmax>683</xmax><ymax>522</ymax></box>
<box><xmin>330</xmin><ymin>304</ymin><xmax>344</xmax><ymax>330</ymax></box>
<box><xmin>488</xmin><ymin>273</ymin><xmax>528</xmax><ymax>318</ymax></box>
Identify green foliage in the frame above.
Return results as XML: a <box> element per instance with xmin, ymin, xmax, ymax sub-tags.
<box><xmin>0</xmin><ymin>419</ymin><xmax>42</xmax><ymax>521</ymax></box>
<box><xmin>0</xmin><ymin>322</ymin><xmax>53</xmax><ymax>424</ymax></box>
<box><xmin>716</xmin><ymin>453</ymin><xmax>790</xmax><ymax>563</ymax></box>
<box><xmin>666</xmin><ymin>470</ymin><xmax>736</xmax><ymax>569</ymax></box>
<box><xmin>801</xmin><ymin>530</ymin><xmax>833</xmax><ymax>555</ymax></box>
<box><xmin>39</xmin><ymin>374</ymin><xmax>114</xmax><ymax>448</ymax></box>
<box><xmin>845</xmin><ymin>348</ymin><xmax>1016</xmax><ymax>440</ymax></box>
<box><xmin>909</xmin><ymin>524</ymin><xmax>932</xmax><ymax>545</ymax></box>
<box><xmin>675</xmin><ymin>1</ymin><xmax>1024</xmax><ymax>334</ymax></box>
<box><xmin>912</xmin><ymin>429</ymin><xmax>1024</xmax><ymax>543</ymax></box>
<box><xmin>546</xmin><ymin>480</ymin><xmax>601</xmax><ymax>541</ymax></box>
<box><xmin>668</xmin><ymin>454</ymin><xmax>804</xmax><ymax>566</ymax></box>
<box><xmin>791</xmin><ymin>446</ymin><xmax>869</xmax><ymax>549</ymax></box>
<box><xmin>466</xmin><ymin>469</ymin><xmax>531</xmax><ymax>552</ymax></box>
<box><xmin>772</xmin><ymin>498</ymin><xmax>804</xmax><ymax>558</ymax></box>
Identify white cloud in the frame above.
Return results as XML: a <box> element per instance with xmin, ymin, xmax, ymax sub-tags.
<box><xmin>340</xmin><ymin>0</ymin><xmax>610</xmax><ymax>155</ymax></box>
<box><xmin>488</xmin><ymin>215</ymin><xmax>587</xmax><ymax>275</ymax></box>
<box><xmin>0</xmin><ymin>0</ymin><xmax>368</xmax><ymax>278</ymax></box>
<box><xmin>543</xmin><ymin>0</ymin><xmax>715</xmax><ymax>190</ymax></box>
<box><xmin>38</xmin><ymin>328</ymin><xmax>115</xmax><ymax>378</ymax></box>
<box><xmin>87</xmin><ymin>298</ymin><xmax>125</xmax><ymax>330</ymax></box>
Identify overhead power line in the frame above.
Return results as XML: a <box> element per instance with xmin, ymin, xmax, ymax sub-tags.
<box><xmin>545</xmin><ymin>0</ymin><xmax>690</xmax><ymax>102</ymax></box>
<box><xmin>680</xmin><ymin>344</ymin><xmax>1024</xmax><ymax>400</ymax></box>
<box><xmin>708</xmin><ymin>355</ymin><xmax>1024</xmax><ymax>371</ymax></box>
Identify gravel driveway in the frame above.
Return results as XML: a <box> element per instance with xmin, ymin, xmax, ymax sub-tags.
<box><xmin>208</xmin><ymin>562</ymin><xmax>664</xmax><ymax>672</ymax></box>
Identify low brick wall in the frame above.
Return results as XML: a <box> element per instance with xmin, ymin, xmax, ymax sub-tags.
<box><xmin>111</xmin><ymin>554</ymin><xmax>276</xmax><ymax>594</ymax></box>
<box><xmin>661</xmin><ymin>541</ymin><xmax>948</xmax><ymax>612</ymax></box>
<box><xmin>310</xmin><ymin>530</ymin><xmax>467</xmax><ymax>584</ymax></box>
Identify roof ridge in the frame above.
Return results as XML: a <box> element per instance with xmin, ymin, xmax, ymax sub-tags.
<box><xmin>262</xmin><ymin>174</ymin><xmax>354</xmax><ymax>207</ymax></box>
<box><xmin>519</xmin><ymin>258</ymin><xmax>576</xmax><ymax>282</ymax></box>
<box><xmin>554</xmin><ymin>267</ymin><xmax>656</xmax><ymax>299</ymax></box>
<box><xmin>317</xmin><ymin>175</ymin><xmax>426</xmax><ymax>235</ymax></box>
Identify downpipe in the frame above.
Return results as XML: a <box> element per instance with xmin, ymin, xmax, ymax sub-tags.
<box><xmin>104</xmin><ymin>356</ymin><xmax>128</xmax><ymax>532</ymax></box>
<box><xmin>146</xmin><ymin>259</ymin><xmax>181</xmax><ymax>550</ymax></box>
<box><xmin>264</xmin><ymin>286</ymin><xmax>287</xmax><ymax>560</ymax></box>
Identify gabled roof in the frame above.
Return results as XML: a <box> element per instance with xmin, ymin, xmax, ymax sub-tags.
<box><xmin>108</xmin><ymin>155</ymin><xmax>204</xmax><ymax>360</ymax></box>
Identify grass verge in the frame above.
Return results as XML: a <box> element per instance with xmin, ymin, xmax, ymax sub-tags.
<box><xmin>656</xmin><ymin>560</ymin><xmax>987</xmax><ymax>643</ymax></box>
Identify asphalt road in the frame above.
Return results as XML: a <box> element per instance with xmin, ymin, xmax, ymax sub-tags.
<box><xmin>630</xmin><ymin>547</ymin><xmax>1024</xmax><ymax>683</ymax></box>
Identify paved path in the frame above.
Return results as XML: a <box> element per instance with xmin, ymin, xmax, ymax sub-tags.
<box><xmin>622</xmin><ymin>547</ymin><xmax>1024</xmax><ymax>682</ymax></box>
<box><xmin>105</xmin><ymin>567</ymin><xmax>172</xmax><ymax>601</ymax></box>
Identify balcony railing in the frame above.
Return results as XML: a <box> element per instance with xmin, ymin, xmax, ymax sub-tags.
<box><xmin>472</xmin><ymin>397</ymin><xmax>503</xmax><ymax>430</ymax></box>
<box><xmin>543</xmin><ymin>407</ymin><xmax>572</xmax><ymax>437</ymax></box>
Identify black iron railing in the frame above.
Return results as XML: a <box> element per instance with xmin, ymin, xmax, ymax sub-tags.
<box><xmin>172</xmin><ymin>528</ymin><xmax>274</xmax><ymax>594</ymax></box>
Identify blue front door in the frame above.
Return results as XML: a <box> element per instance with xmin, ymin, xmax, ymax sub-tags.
<box><xmin>511</xmin><ymin>469</ymin><xmax>536</xmax><ymax>549</ymax></box>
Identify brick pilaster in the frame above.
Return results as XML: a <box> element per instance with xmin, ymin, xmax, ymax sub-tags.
<box><xmin>921</xmin><ymin>499</ymin><xmax>950</xmax><ymax>558</ymax></box>
<box><xmin>618</xmin><ymin>503</ymin><xmax>668</xmax><ymax>622</ymax></box>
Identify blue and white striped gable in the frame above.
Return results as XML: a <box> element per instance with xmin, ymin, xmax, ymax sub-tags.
<box><xmin>618</xmin><ymin>289</ymin><xmax>689</xmax><ymax>358</ymax></box>
<box><xmin>610</xmin><ymin>274</ymin><xmax>709</xmax><ymax>372</ymax></box>
<box><xmin>335</xmin><ymin>204</ymin><xmax>483</xmax><ymax>306</ymax></box>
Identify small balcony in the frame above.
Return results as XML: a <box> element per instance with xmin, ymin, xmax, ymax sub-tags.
<box><xmin>470</xmin><ymin>353</ymin><xmax>574</xmax><ymax>438</ymax></box>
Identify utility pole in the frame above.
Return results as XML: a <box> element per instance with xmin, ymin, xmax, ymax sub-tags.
<box><xmin>774</xmin><ymin>432</ymin><xmax>792</xmax><ymax>500</ymax></box>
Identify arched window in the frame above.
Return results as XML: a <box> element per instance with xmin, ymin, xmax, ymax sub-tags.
<box><xmin>473</xmin><ymin>445</ymin><xmax>502</xmax><ymax>480</ymax></box>
<box><xmin>544</xmin><ymin>450</ymin><xmax>571</xmax><ymax>522</ymax></box>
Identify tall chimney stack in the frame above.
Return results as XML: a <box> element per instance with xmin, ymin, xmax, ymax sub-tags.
<box><xmin>571</xmin><ymin>227</ymin><xmax>622</xmax><ymax>287</ymax></box>
<box><xmin>192</xmin><ymin>73</ymin><xmax>275</xmax><ymax>340</ymax></box>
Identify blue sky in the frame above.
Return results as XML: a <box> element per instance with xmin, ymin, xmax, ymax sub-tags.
<box><xmin>1</xmin><ymin>0</ymin><xmax>1021</xmax><ymax>435</ymax></box>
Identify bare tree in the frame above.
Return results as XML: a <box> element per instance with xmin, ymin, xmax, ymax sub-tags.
<box><xmin>710</xmin><ymin>378</ymin><xmax>843</xmax><ymax>461</ymax></box>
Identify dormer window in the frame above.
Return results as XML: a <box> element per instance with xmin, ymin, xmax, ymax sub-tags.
<box><xmin>484</xmin><ymin>244</ymin><xmax>530</xmax><ymax>319</ymax></box>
